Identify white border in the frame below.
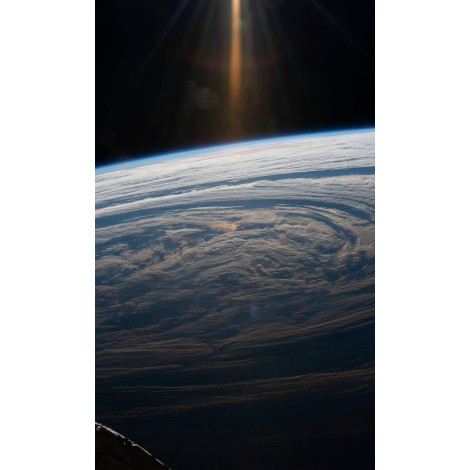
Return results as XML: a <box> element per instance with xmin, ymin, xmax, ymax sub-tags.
<box><xmin>376</xmin><ymin>0</ymin><xmax>470</xmax><ymax>468</ymax></box>
<box><xmin>1</xmin><ymin>1</ymin><xmax>95</xmax><ymax>468</ymax></box>
<box><xmin>1</xmin><ymin>0</ymin><xmax>469</xmax><ymax>468</ymax></box>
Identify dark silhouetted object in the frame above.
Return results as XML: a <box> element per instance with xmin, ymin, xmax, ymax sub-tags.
<box><xmin>96</xmin><ymin>423</ymin><xmax>170</xmax><ymax>470</ymax></box>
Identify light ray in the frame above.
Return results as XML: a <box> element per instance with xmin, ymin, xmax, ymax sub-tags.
<box><xmin>229</xmin><ymin>0</ymin><xmax>242</xmax><ymax>113</ymax></box>
<box><xmin>178</xmin><ymin>0</ymin><xmax>214</xmax><ymax>60</ymax></box>
<box><xmin>130</xmin><ymin>0</ymin><xmax>191</xmax><ymax>88</ymax></box>
<box><xmin>308</xmin><ymin>0</ymin><xmax>370</xmax><ymax>58</ymax></box>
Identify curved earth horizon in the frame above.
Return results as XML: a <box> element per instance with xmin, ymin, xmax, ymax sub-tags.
<box><xmin>96</xmin><ymin>129</ymin><xmax>375</xmax><ymax>469</ymax></box>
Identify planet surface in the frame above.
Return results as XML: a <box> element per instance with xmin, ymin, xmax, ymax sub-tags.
<box><xmin>96</xmin><ymin>129</ymin><xmax>375</xmax><ymax>469</ymax></box>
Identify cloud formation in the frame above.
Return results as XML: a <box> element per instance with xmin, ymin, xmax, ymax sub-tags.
<box><xmin>96</xmin><ymin>130</ymin><xmax>375</xmax><ymax>467</ymax></box>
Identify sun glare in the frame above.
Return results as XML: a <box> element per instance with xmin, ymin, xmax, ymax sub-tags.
<box><xmin>230</xmin><ymin>0</ymin><xmax>242</xmax><ymax>114</ymax></box>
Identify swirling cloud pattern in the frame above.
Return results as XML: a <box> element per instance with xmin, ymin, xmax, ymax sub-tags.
<box><xmin>96</xmin><ymin>130</ymin><xmax>374</xmax><ymax>469</ymax></box>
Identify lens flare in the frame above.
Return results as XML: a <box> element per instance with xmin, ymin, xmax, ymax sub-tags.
<box><xmin>230</xmin><ymin>0</ymin><xmax>242</xmax><ymax>113</ymax></box>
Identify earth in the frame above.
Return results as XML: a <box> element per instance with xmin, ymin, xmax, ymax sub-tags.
<box><xmin>96</xmin><ymin>129</ymin><xmax>375</xmax><ymax>469</ymax></box>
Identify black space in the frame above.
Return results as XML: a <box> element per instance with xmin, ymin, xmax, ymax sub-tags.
<box><xmin>96</xmin><ymin>0</ymin><xmax>374</xmax><ymax>166</ymax></box>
